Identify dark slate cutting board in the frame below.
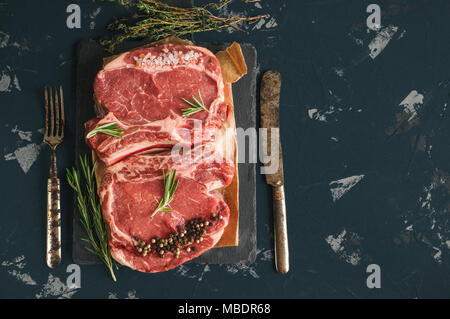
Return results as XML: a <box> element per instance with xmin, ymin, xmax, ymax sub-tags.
<box><xmin>72</xmin><ymin>39</ymin><xmax>258</xmax><ymax>266</ymax></box>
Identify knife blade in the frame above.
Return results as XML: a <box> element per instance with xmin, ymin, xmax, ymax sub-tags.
<box><xmin>260</xmin><ymin>70</ymin><xmax>289</xmax><ymax>274</ymax></box>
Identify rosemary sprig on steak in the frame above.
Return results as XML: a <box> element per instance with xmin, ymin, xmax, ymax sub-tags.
<box><xmin>95</xmin><ymin>0</ymin><xmax>266</xmax><ymax>52</ymax></box>
<box><xmin>86</xmin><ymin>121</ymin><xmax>125</xmax><ymax>139</ymax></box>
<box><xmin>66</xmin><ymin>155</ymin><xmax>118</xmax><ymax>282</ymax></box>
<box><xmin>181</xmin><ymin>90</ymin><xmax>209</xmax><ymax>117</ymax></box>
<box><xmin>151</xmin><ymin>169</ymin><xmax>179</xmax><ymax>219</ymax></box>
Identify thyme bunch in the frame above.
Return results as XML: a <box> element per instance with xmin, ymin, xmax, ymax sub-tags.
<box><xmin>96</xmin><ymin>0</ymin><xmax>266</xmax><ymax>52</ymax></box>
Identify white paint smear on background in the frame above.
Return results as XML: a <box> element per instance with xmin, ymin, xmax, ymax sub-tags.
<box><xmin>308</xmin><ymin>108</ymin><xmax>326</xmax><ymax>122</ymax></box>
<box><xmin>344</xmin><ymin>251</ymin><xmax>361</xmax><ymax>266</ymax></box>
<box><xmin>126</xmin><ymin>290</ymin><xmax>139</xmax><ymax>299</ymax></box>
<box><xmin>4</xmin><ymin>143</ymin><xmax>44</xmax><ymax>174</ymax></box>
<box><xmin>89</xmin><ymin>7</ymin><xmax>102</xmax><ymax>30</ymax></box>
<box><xmin>354</xmin><ymin>37</ymin><xmax>364</xmax><ymax>46</ymax></box>
<box><xmin>11</xmin><ymin>125</ymin><xmax>33</xmax><ymax>142</ymax></box>
<box><xmin>411</xmin><ymin>173</ymin><xmax>450</xmax><ymax>264</ymax></box>
<box><xmin>217</xmin><ymin>5</ymin><xmax>251</xmax><ymax>34</ymax></box>
<box><xmin>35</xmin><ymin>274</ymin><xmax>78</xmax><ymax>299</ymax></box>
<box><xmin>368</xmin><ymin>25</ymin><xmax>398</xmax><ymax>59</ymax></box>
<box><xmin>176</xmin><ymin>264</ymin><xmax>201</xmax><ymax>280</ymax></box>
<box><xmin>399</xmin><ymin>90</ymin><xmax>424</xmax><ymax>121</ymax></box>
<box><xmin>325</xmin><ymin>230</ymin><xmax>362</xmax><ymax>266</ymax></box>
<box><xmin>0</xmin><ymin>32</ymin><xmax>29</xmax><ymax>92</ymax></box>
<box><xmin>107</xmin><ymin>290</ymin><xmax>140</xmax><ymax>299</ymax></box>
<box><xmin>0</xmin><ymin>72</ymin><xmax>12</xmax><ymax>91</ymax></box>
<box><xmin>1</xmin><ymin>255</ymin><xmax>26</xmax><ymax>269</ymax></box>
<box><xmin>176</xmin><ymin>248</ymin><xmax>273</xmax><ymax>281</ymax></box>
<box><xmin>398</xmin><ymin>29</ymin><xmax>406</xmax><ymax>39</ymax></box>
<box><xmin>197</xmin><ymin>265</ymin><xmax>211</xmax><ymax>282</ymax></box>
<box><xmin>334</xmin><ymin>67</ymin><xmax>344</xmax><ymax>77</ymax></box>
<box><xmin>224</xmin><ymin>248</ymin><xmax>273</xmax><ymax>278</ymax></box>
<box><xmin>252</xmin><ymin>17</ymin><xmax>266</xmax><ymax>30</ymax></box>
<box><xmin>326</xmin><ymin>230</ymin><xmax>347</xmax><ymax>253</ymax></box>
<box><xmin>265</xmin><ymin>17</ymin><xmax>278</xmax><ymax>29</ymax></box>
<box><xmin>307</xmin><ymin>107</ymin><xmax>338</xmax><ymax>122</ymax></box>
<box><xmin>0</xmin><ymin>30</ymin><xmax>29</xmax><ymax>51</ymax></box>
<box><xmin>4</xmin><ymin>126</ymin><xmax>44</xmax><ymax>174</ymax></box>
<box><xmin>259</xmin><ymin>249</ymin><xmax>274</xmax><ymax>261</ymax></box>
<box><xmin>306</xmin><ymin>90</ymin><xmax>353</xmax><ymax>122</ymax></box>
<box><xmin>176</xmin><ymin>264</ymin><xmax>212</xmax><ymax>282</ymax></box>
<box><xmin>252</xmin><ymin>16</ymin><xmax>278</xmax><ymax>31</ymax></box>
<box><xmin>329</xmin><ymin>175</ymin><xmax>365</xmax><ymax>202</ymax></box>
<box><xmin>0</xmin><ymin>66</ymin><xmax>21</xmax><ymax>92</ymax></box>
<box><xmin>1</xmin><ymin>255</ymin><xmax>37</xmax><ymax>286</ymax></box>
<box><xmin>7</xmin><ymin>270</ymin><xmax>37</xmax><ymax>286</ymax></box>
<box><xmin>226</xmin><ymin>262</ymin><xmax>260</xmax><ymax>279</ymax></box>
<box><xmin>433</xmin><ymin>247</ymin><xmax>442</xmax><ymax>263</ymax></box>
<box><xmin>0</xmin><ymin>31</ymin><xmax>10</xmax><ymax>48</ymax></box>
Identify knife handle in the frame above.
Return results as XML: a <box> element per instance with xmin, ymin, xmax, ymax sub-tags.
<box><xmin>272</xmin><ymin>185</ymin><xmax>289</xmax><ymax>274</ymax></box>
<box><xmin>46</xmin><ymin>176</ymin><xmax>61</xmax><ymax>269</ymax></box>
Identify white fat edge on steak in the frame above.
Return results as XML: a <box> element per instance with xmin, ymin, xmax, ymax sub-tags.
<box><xmin>95</xmin><ymin>113</ymin><xmax>224</xmax><ymax>166</ymax></box>
<box><xmin>95</xmin><ymin>114</ymin><xmax>186</xmax><ymax>150</ymax></box>
<box><xmin>103</xmin><ymin>147</ymin><xmax>232</xmax><ymax>189</ymax></box>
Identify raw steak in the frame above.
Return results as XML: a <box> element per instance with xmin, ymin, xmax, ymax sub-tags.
<box><xmin>99</xmin><ymin>149</ymin><xmax>234</xmax><ymax>273</ymax></box>
<box><xmin>87</xmin><ymin>45</ymin><xmax>229</xmax><ymax>166</ymax></box>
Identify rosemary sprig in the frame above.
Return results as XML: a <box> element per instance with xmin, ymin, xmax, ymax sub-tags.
<box><xmin>150</xmin><ymin>169</ymin><xmax>179</xmax><ymax>219</ymax></box>
<box><xmin>95</xmin><ymin>0</ymin><xmax>267</xmax><ymax>52</ymax></box>
<box><xmin>181</xmin><ymin>90</ymin><xmax>209</xmax><ymax>117</ymax></box>
<box><xmin>66</xmin><ymin>155</ymin><xmax>118</xmax><ymax>282</ymax></box>
<box><xmin>86</xmin><ymin>121</ymin><xmax>125</xmax><ymax>139</ymax></box>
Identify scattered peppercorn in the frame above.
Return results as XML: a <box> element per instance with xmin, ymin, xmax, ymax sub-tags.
<box><xmin>133</xmin><ymin>217</ymin><xmax>210</xmax><ymax>258</ymax></box>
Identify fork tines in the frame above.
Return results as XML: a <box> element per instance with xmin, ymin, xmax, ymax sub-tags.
<box><xmin>44</xmin><ymin>86</ymin><xmax>65</xmax><ymax>143</ymax></box>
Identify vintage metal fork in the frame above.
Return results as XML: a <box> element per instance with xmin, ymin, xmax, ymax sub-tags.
<box><xmin>43</xmin><ymin>86</ymin><xmax>65</xmax><ymax>269</ymax></box>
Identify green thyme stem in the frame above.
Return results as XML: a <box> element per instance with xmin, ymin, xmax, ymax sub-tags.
<box><xmin>66</xmin><ymin>155</ymin><xmax>118</xmax><ymax>282</ymax></box>
<box><xmin>94</xmin><ymin>0</ymin><xmax>267</xmax><ymax>52</ymax></box>
<box><xmin>150</xmin><ymin>169</ymin><xmax>179</xmax><ymax>219</ymax></box>
<box><xmin>86</xmin><ymin>121</ymin><xmax>125</xmax><ymax>139</ymax></box>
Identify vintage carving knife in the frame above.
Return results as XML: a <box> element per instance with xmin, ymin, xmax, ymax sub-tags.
<box><xmin>260</xmin><ymin>70</ymin><xmax>289</xmax><ymax>274</ymax></box>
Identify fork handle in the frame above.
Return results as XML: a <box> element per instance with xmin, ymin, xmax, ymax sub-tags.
<box><xmin>46</xmin><ymin>150</ymin><xmax>61</xmax><ymax>268</ymax></box>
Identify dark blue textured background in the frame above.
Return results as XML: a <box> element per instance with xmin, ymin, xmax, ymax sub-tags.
<box><xmin>0</xmin><ymin>0</ymin><xmax>449</xmax><ymax>298</ymax></box>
